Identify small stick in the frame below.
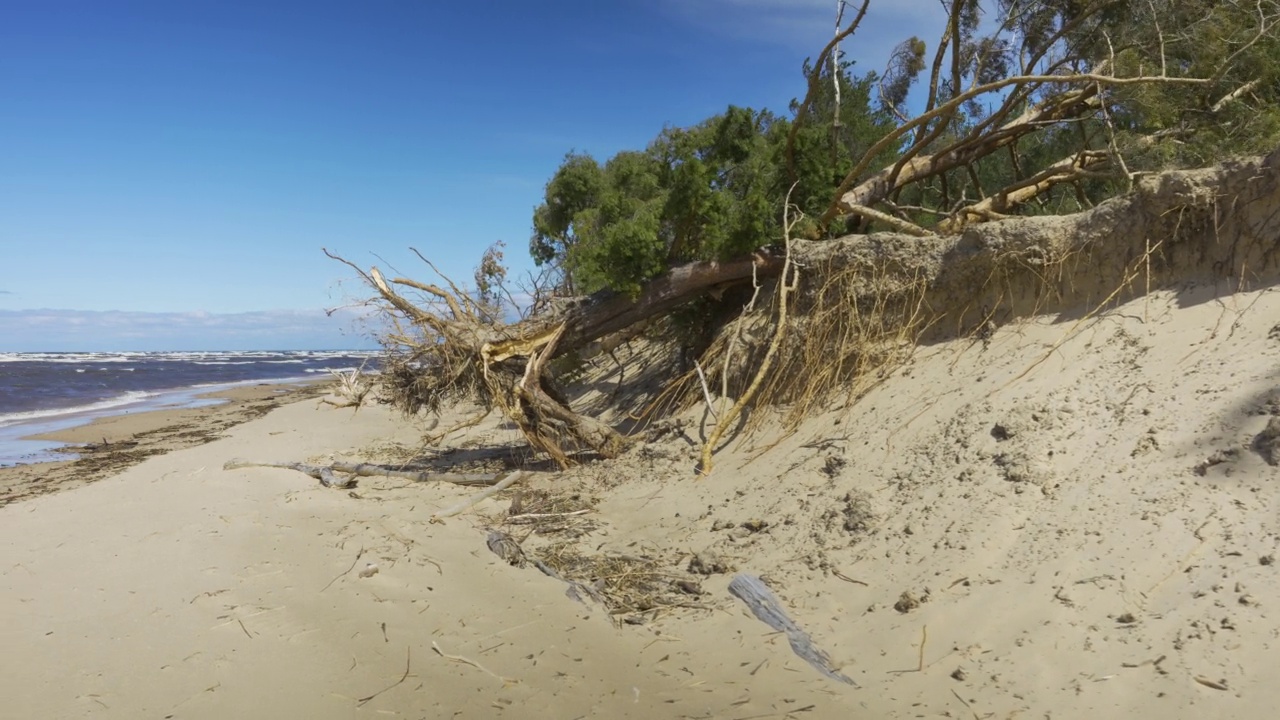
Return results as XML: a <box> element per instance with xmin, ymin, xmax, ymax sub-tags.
<box><xmin>322</xmin><ymin>546</ymin><xmax>365</xmax><ymax>592</ymax></box>
<box><xmin>918</xmin><ymin>625</ymin><xmax>927</xmax><ymax>672</ymax></box>
<box><xmin>693</xmin><ymin>359</ymin><xmax>718</xmax><ymax>420</ymax></box>
<box><xmin>419</xmin><ymin>554</ymin><xmax>443</xmax><ymax>574</ymax></box>
<box><xmin>237</xmin><ymin>619</ymin><xmax>253</xmax><ymax>639</ymax></box>
<box><xmin>1122</xmin><ymin>654</ymin><xmax>1167</xmax><ymax>669</ymax></box>
<box><xmin>951</xmin><ymin>689</ymin><xmax>980</xmax><ymax>720</ymax></box>
<box><xmin>1194</xmin><ymin>676</ymin><xmax>1229</xmax><ymax>691</ymax></box>
<box><xmin>357</xmin><ymin>647</ymin><xmax>411</xmax><ymax>707</ymax></box>
<box><xmin>431</xmin><ymin>641</ymin><xmax>514</xmax><ymax>685</ymax></box>
<box><xmin>430</xmin><ymin>472</ymin><xmax>524</xmax><ymax>523</ymax></box>
<box><xmin>506</xmin><ymin>509</ymin><xmax>591</xmax><ymax>523</ymax></box>
<box><xmin>832</xmin><ymin>570</ymin><xmax>867</xmax><ymax>586</ymax></box>
<box><xmin>223</xmin><ymin>459</ymin><xmax>507</xmax><ymax>487</ymax></box>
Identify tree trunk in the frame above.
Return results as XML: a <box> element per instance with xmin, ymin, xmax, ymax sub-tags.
<box><xmin>483</xmin><ymin>248</ymin><xmax>787</xmax><ymax>364</ymax></box>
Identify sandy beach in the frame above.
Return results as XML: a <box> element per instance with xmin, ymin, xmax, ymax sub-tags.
<box><xmin>0</xmin><ymin>382</ymin><xmax>329</xmax><ymax>506</ymax></box>
<box><xmin>3</xmin><ymin>284</ymin><xmax>1279</xmax><ymax>718</ymax></box>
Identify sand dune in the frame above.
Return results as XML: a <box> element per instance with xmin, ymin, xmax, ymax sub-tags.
<box><xmin>3</xmin><ymin>283</ymin><xmax>1279</xmax><ymax>718</ymax></box>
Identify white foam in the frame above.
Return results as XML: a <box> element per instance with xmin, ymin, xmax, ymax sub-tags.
<box><xmin>0</xmin><ymin>391</ymin><xmax>156</xmax><ymax>429</ymax></box>
<box><xmin>0</xmin><ymin>350</ymin><xmax>379</xmax><ymax>364</ymax></box>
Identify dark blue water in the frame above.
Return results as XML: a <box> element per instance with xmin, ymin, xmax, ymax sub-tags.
<box><xmin>0</xmin><ymin>350</ymin><xmax>378</xmax><ymax>466</ymax></box>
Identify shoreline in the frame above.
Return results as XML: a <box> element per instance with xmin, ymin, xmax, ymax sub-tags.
<box><xmin>2</xmin><ymin>286</ymin><xmax>1278</xmax><ymax>717</ymax></box>
<box><xmin>0</xmin><ymin>380</ymin><xmax>331</xmax><ymax>506</ymax></box>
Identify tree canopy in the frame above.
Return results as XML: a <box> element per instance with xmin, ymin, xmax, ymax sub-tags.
<box><xmin>530</xmin><ymin>64</ymin><xmax>894</xmax><ymax>296</ymax></box>
<box><xmin>529</xmin><ymin>0</ymin><xmax>1279</xmax><ymax>298</ymax></box>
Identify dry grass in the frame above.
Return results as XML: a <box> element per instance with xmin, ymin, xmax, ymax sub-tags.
<box><xmin>533</xmin><ymin>542</ymin><xmax>702</xmax><ymax>619</ymax></box>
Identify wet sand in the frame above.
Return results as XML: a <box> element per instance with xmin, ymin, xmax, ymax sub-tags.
<box><xmin>0</xmin><ymin>381</ymin><xmax>329</xmax><ymax>506</ymax></box>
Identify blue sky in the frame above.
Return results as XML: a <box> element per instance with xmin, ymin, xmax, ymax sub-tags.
<box><xmin>0</xmin><ymin>0</ymin><xmax>941</xmax><ymax>351</ymax></box>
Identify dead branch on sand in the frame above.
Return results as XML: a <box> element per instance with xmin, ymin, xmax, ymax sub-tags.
<box><xmin>729</xmin><ymin>574</ymin><xmax>856</xmax><ymax>686</ymax></box>
<box><xmin>429</xmin><ymin>471</ymin><xmax>525</xmax><ymax>523</ymax></box>
<box><xmin>319</xmin><ymin>363</ymin><xmax>373</xmax><ymax>410</ymax></box>
<box><xmin>222</xmin><ymin>459</ymin><xmax>509</xmax><ymax>488</ymax></box>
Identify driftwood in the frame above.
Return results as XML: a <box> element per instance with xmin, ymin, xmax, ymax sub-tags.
<box><xmin>486</xmin><ymin>530</ymin><xmax>528</xmax><ymax>567</ymax></box>
<box><xmin>221</xmin><ymin>459</ymin><xmax>509</xmax><ymax>489</ymax></box>
<box><xmin>429</xmin><ymin>471</ymin><xmax>524</xmax><ymax>522</ymax></box>
<box><xmin>484</xmin><ymin>530</ymin><xmax>610</xmax><ymax>608</ymax></box>
<box><xmin>728</xmin><ymin>574</ymin><xmax>856</xmax><ymax>686</ymax></box>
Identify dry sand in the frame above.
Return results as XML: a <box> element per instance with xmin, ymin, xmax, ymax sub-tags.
<box><xmin>3</xmin><ymin>283</ymin><xmax>1280</xmax><ymax>719</ymax></box>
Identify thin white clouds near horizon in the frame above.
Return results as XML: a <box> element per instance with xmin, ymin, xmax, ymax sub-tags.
<box><xmin>0</xmin><ymin>307</ymin><xmax>382</xmax><ymax>352</ymax></box>
<box><xmin>658</xmin><ymin>0</ymin><xmax>948</xmax><ymax>73</ymax></box>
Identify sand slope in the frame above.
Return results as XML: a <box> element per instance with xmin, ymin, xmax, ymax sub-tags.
<box><xmin>3</xmin><ymin>283</ymin><xmax>1279</xmax><ymax>719</ymax></box>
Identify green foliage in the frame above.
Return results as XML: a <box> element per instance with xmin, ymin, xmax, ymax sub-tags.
<box><xmin>880</xmin><ymin>38</ymin><xmax>926</xmax><ymax>112</ymax></box>
<box><xmin>867</xmin><ymin>0</ymin><xmax>1280</xmax><ymax>226</ymax></box>
<box><xmin>529</xmin><ymin>0</ymin><xmax>1278</xmax><ymax>297</ymax></box>
<box><xmin>1105</xmin><ymin>0</ymin><xmax>1280</xmax><ymax>169</ymax></box>
<box><xmin>473</xmin><ymin>240</ymin><xmax>507</xmax><ymax>317</ymax></box>
<box><xmin>530</xmin><ymin>63</ymin><xmax>894</xmax><ymax>295</ymax></box>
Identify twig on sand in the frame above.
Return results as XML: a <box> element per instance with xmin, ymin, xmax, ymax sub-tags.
<box><xmin>731</xmin><ymin>706</ymin><xmax>817</xmax><ymax>720</ymax></box>
<box><xmin>728</xmin><ymin>574</ymin><xmax>856</xmax><ymax>686</ymax></box>
<box><xmin>951</xmin><ymin>688</ymin><xmax>980</xmax><ymax>720</ymax></box>
<box><xmin>1121</xmin><ymin>654</ymin><xmax>1167</xmax><ymax>670</ymax></box>
<box><xmin>322</xmin><ymin>546</ymin><xmax>365</xmax><ymax>592</ymax></box>
<box><xmin>1194</xmin><ymin>676</ymin><xmax>1229</xmax><ymax>691</ymax></box>
<box><xmin>223</xmin><ymin>458</ymin><xmax>508</xmax><ymax>488</ymax></box>
<box><xmin>357</xmin><ymin>647</ymin><xmax>411</xmax><ymax>707</ymax></box>
<box><xmin>237</xmin><ymin>618</ymin><xmax>254</xmax><ymax>639</ymax></box>
<box><xmin>506</xmin><ymin>509</ymin><xmax>592</xmax><ymax>523</ymax></box>
<box><xmin>918</xmin><ymin>625</ymin><xmax>927</xmax><ymax>672</ymax></box>
<box><xmin>431</xmin><ymin>641</ymin><xmax>515</xmax><ymax>686</ymax></box>
<box><xmin>831</xmin><ymin>570</ymin><xmax>867</xmax><ymax>586</ymax></box>
<box><xmin>430</xmin><ymin>472</ymin><xmax>525</xmax><ymax>524</ymax></box>
<box><xmin>887</xmin><ymin>625</ymin><xmax>927</xmax><ymax>674</ymax></box>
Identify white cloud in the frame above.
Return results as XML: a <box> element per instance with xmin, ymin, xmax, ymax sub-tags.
<box><xmin>0</xmin><ymin>308</ymin><xmax>383</xmax><ymax>352</ymax></box>
<box><xmin>658</xmin><ymin>0</ymin><xmax>949</xmax><ymax>72</ymax></box>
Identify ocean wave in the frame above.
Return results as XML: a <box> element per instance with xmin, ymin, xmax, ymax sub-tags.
<box><xmin>186</xmin><ymin>376</ymin><xmax>316</xmax><ymax>390</ymax></box>
<box><xmin>0</xmin><ymin>391</ymin><xmax>156</xmax><ymax>428</ymax></box>
<box><xmin>0</xmin><ymin>354</ymin><xmax>140</xmax><ymax>364</ymax></box>
<box><xmin>0</xmin><ymin>350</ymin><xmax>380</xmax><ymax>364</ymax></box>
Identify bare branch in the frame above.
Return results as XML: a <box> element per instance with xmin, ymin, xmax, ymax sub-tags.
<box><xmin>785</xmin><ymin>0</ymin><xmax>870</xmax><ymax>181</ymax></box>
<box><xmin>846</xmin><ymin>203</ymin><xmax>935</xmax><ymax>237</ymax></box>
<box><xmin>821</xmin><ymin>70</ymin><xmax>1209</xmax><ymax>227</ymax></box>
<box><xmin>938</xmin><ymin>150</ymin><xmax>1112</xmax><ymax>232</ymax></box>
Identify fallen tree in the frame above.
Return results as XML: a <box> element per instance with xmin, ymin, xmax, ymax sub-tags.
<box><xmin>332</xmin><ymin>0</ymin><xmax>1280</xmax><ymax>470</ymax></box>
<box><xmin>325</xmin><ymin>247</ymin><xmax>789</xmax><ymax>467</ymax></box>
<box><xmin>335</xmin><ymin>147</ymin><xmax>1280</xmax><ymax>467</ymax></box>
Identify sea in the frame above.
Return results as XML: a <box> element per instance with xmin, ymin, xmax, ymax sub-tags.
<box><xmin>0</xmin><ymin>350</ymin><xmax>378</xmax><ymax>467</ymax></box>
